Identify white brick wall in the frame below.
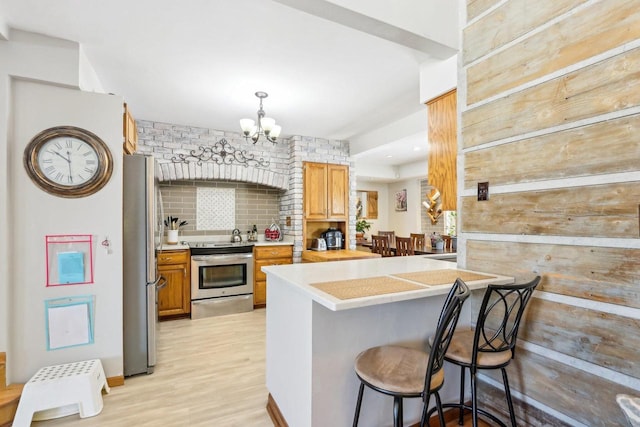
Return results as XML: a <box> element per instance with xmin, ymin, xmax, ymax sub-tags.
<box><xmin>137</xmin><ymin>120</ymin><xmax>354</xmax><ymax>260</ymax></box>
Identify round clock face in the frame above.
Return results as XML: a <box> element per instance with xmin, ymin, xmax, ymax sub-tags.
<box><xmin>24</xmin><ymin>126</ymin><xmax>113</xmax><ymax>198</ymax></box>
<box><xmin>37</xmin><ymin>136</ymin><xmax>100</xmax><ymax>186</ymax></box>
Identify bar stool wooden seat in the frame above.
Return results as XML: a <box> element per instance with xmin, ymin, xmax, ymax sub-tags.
<box><xmin>431</xmin><ymin>277</ymin><xmax>541</xmax><ymax>427</ymax></box>
<box><xmin>371</xmin><ymin>235</ymin><xmax>393</xmax><ymax>257</ymax></box>
<box><xmin>352</xmin><ymin>279</ymin><xmax>470</xmax><ymax>427</ymax></box>
<box><xmin>395</xmin><ymin>237</ymin><xmax>414</xmax><ymax>256</ymax></box>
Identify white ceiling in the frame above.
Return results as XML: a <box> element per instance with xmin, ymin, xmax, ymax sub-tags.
<box><xmin>1</xmin><ymin>0</ymin><xmax>458</xmax><ymax>174</ymax></box>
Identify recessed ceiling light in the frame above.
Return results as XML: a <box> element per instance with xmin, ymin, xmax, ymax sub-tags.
<box><xmin>386</xmin><ymin>155</ymin><xmax>393</xmax><ymax>158</ymax></box>
<box><xmin>413</xmin><ymin>147</ymin><xmax>421</xmax><ymax>151</ymax></box>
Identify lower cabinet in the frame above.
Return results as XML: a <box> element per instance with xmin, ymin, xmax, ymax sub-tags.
<box><xmin>157</xmin><ymin>250</ymin><xmax>191</xmax><ymax>319</ymax></box>
<box><xmin>253</xmin><ymin>245</ymin><xmax>293</xmax><ymax>307</ymax></box>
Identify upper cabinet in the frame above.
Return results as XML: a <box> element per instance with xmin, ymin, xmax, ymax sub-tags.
<box><xmin>304</xmin><ymin>162</ymin><xmax>348</xmax><ymax>220</ymax></box>
<box><xmin>427</xmin><ymin>89</ymin><xmax>457</xmax><ymax>211</ymax></box>
<box><xmin>123</xmin><ymin>103</ymin><xmax>138</xmax><ymax>155</ymax></box>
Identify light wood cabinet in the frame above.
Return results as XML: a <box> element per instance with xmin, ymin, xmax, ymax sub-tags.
<box><xmin>302</xmin><ymin>161</ymin><xmax>350</xmax><ymax>251</ymax></box>
<box><xmin>123</xmin><ymin>103</ymin><xmax>138</xmax><ymax>155</ymax></box>
<box><xmin>304</xmin><ymin>162</ymin><xmax>348</xmax><ymax>220</ymax></box>
<box><xmin>157</xmin><ymin>250</ymin><xmax>191</xmax><ymax>319</ymax></box>
<box><xmin>253</xmin><ymin>245</ymin><xmax>293</xmax><ymax>307</ymax></box>
<box><xmin>427</xmin><ymin>89</ymin><xmax>457</xmax><ymax>210</ymax></box>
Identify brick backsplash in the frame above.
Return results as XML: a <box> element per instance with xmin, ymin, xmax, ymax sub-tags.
<box><xmin>161</xmin><ymin>180</ymin><xmax>281</xmax><ymax>237</ymax></box>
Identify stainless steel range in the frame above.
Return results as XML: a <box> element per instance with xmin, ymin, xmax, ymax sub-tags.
<box><xmin>189</xmin><ymin>241</ymin><xmax>254</xmax><ymax>319</ymax></box>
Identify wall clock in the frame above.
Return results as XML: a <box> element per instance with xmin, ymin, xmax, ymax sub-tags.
<box><xmin>23</xmin><ymin>126</ymin><xmax>113</xmax><ymax>198</ymax></box>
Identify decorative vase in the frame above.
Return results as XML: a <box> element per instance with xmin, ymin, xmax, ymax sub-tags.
<box><xmin>167</xmin><ymin>230</ymin><xmax>179</xmax><ymax>244</ymax></box>
<box><xmin>435</xmin><ymin>241</ymin><xmax>444</xmax><ymax>250</ymax></box>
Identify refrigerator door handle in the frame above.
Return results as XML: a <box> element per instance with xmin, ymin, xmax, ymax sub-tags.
<box><xmin>155</xmin><ymin>275</ymin><xmax>167</xmax><ymax>291</ymax></box>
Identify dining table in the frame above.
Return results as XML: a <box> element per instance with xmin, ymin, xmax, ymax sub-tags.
<box><xmin>359</xmin><ymin>239</ymin><xmax>457</xmax><ymax>256</ymax></box>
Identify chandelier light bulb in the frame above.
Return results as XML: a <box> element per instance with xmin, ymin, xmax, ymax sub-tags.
<box><xmin>270</xmin><ymin>125</ymin><xmax>282</xmax><ymax>138</ymax></box>
<box><xmin>239</xmin><ymin>119</ymin><xmax>255</xmax><ymax>135</ymax></box>
<box><xmin>261</xmin><ymin>117</ymin><xmax>276</xmax><ymax>133</ymax></box>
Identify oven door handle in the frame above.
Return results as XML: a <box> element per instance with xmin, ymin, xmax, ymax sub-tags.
<box><xmin>191</xmin><ymin>254</ymin><xmax>253</xmax><ymax>263</ymax></box>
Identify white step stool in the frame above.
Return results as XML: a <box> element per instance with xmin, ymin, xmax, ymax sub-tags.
<box><xmin>13</xmin><ymin>359</ymin><xmax>110</xmax><ymax>426</ymax></box>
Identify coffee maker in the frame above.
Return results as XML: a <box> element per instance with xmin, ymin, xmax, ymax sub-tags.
<box><xmin>322</xmin><ymin>228</ymin><xmax>343</xmax><ymax>250</ymax></box>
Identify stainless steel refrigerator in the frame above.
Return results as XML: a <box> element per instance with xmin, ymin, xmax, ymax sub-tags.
<box><xmin>123</xmin><ymin>154</ymin><xmax>165</xmax><ymax>376</ymax></box>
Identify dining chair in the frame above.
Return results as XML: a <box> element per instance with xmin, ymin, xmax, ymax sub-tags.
<box><xmin>441</xmin><ymin>235</ymin><xmax>452</xmax><ymax>251</ymax></box>
<box><xmin>378</xmin><ymin>231</ymin><xmax>395</xmax><ymax>246</ymax></box>
<box><xmin>395</xmin><ymin>236</ymin><xmax>414</xmax><ymax>256</ymax></box>
<box><xmin>371</xmin><ymin>235</ymin><xmax>393</xmax><ymax>257</ymax></box>
<box><xmin>433</xmin><ymin>276</ymin><xmax>541</xmax><ymax>427</ymax></box>
<box><xmin>410</xmin><ymin>233</ymin><xmax>425</xmax><ymax>251</ymax></box>
<box><xmin>352</xmin><ymin>279</ymin><xmax>471</xmax><ymax>427</ymax></box>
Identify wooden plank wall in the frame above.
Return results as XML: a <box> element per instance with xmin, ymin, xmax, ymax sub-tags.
<box><xmin>459</xmin><ymin>1</ymin><xmax>640</xmax><ymax>425</ymax></box>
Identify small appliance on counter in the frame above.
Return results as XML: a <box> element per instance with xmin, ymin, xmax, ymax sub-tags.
<box><xmin>310</xmin><ymin>237</ymin><xmax>327</xmax><ymax>251</ymax></box>
<box><xmin>322</xmin><ymin>228</ymin><xmax>343</xmax><ymax>250</ymax></box>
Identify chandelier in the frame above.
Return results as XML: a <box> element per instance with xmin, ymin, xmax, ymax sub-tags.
<box><xmin>239</xmin><ymin>91</ymin><xmax>282</xmax><ymax>144</ymax></box>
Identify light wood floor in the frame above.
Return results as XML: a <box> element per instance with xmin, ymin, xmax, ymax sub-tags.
<box><xmin>32</xmin><ymin>308</ymin><xmax>488</xmax><ymax>427</ymax></box>
<box><xmin>35</xmin><ymin>309</ymin><xmax>272</xmax><ymax>426</ymax></box>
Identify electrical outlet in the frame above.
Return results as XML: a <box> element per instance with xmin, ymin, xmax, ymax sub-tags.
<box><xmin>478</xmin><ymin>182</ymin><xmax>489</xmax><ymax>201</ymax></box>
<box><xmin>286</xmin><ymin>216</ymin><xmax>291</xmax><ymax>227</ymax></box>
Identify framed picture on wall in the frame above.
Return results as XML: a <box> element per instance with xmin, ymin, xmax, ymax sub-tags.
<box><xmin>395</xmin><ymin>189</ymin><xmax>407</xmax><ymax>212</ymax></box>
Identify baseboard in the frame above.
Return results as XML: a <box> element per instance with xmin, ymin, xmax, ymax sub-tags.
<box><xmin>266</xmin><ymin>393</ymin><xmax>288</xmax><ymax>427</ymax></box>
<box><xmin>107</xmin><ymin>375</ymin><xmax>125</xmax><ymax>387</ymax></box>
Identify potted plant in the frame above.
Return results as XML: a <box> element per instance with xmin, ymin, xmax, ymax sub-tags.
<box><xmin>355</xmin><ymin>219</ymin><xmax>372</xmax><ymax>239</ymax></box>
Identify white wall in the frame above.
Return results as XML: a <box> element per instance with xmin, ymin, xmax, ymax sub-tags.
<box><xmin>1</xmin><ymin>30</ymin><xmax>123</xmax><ymax>383</ymax></box>
<box><xmin>9</xmin><ymin>81</ymin><xmax>124</xmax><ymax>383</ymax></box>
<box><xmin>386</xmin><ymin>179</ymin><xmax>421</xmax><ymax>236</ymax></box>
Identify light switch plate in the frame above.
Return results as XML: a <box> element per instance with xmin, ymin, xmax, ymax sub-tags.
<box><xmin>478</xmin><ymin>182</ymin><xmax>489</xmax><ymax>201</ymax></box>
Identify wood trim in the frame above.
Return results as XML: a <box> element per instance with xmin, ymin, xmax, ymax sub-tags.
<box><xmin>107</xmin><ymin>375</ymin><xmax>125</xmax><ymax>387</ymax></box>
<box><xmin>266</xmin><ymin>393</ymin><xmax>288</xmax><ymax>427</ymax></box>
<box><xmin>427</xmin><ymin>89</ymin><xmax>457</xmax><ymax>211</ymax></box>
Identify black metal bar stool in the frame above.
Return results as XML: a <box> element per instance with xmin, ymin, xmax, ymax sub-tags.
<box><xmin>431</xmin><ymin>276</ymin><xmax>540</xmax><ymax>427</ymax></box>
<box><xmin>352</xmin><ymin>279</ymin><xmax>471</xmax><ymax>427</ymax></box>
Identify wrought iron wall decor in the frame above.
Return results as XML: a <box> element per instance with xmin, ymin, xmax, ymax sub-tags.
<box><xmin>170</xmin><ymin>138</ymin><xmax>270</xmax><ymax>168</ymax></box>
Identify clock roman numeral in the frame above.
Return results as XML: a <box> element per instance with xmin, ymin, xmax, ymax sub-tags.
<box><xmin>86</xmin><ymin>159</ymin><xmax>96</xmax><ymax>165</ymax></box>
<box><xmin>45</xmin><ymin>165</ymin><xmax>56</xmax><ymax>174</ymax></box>
<box><xmin>84</xmin><ymin>167</ymin><xmax>95</xmax><ymax>174</ymax></box>
<box><xmin>55</xmin><ymin>172</ymin><xmax>63</xmax><ymax>181</ymax></box>
<box><xmin>68</xmin><ymin>175</ymin><xmax>73</xmax><ymax>183</ymax></box>
<box><xmin>65</xmin><ymin>140</ymin><xmax>73</xmax><ymax>148</ymax></box>
<box><xmin>83</xmin><ymin>151</ymin><xmax>94</xmax><ymax>157</ymax></box>
<box><xmin>54</xmin><ymin>142</ymin><xmax>62</xmax><ymax>150</ymax></box>
<box><xmin>42</xmin><ymin>159</ymin><xmax>53</xmax><ymax>163</ymax></box>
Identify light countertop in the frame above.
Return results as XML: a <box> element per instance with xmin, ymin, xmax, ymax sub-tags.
<box><xmin>263</xmin><ymin>255</ymin><xmax>513</xmax><ymax>311</ymax></box>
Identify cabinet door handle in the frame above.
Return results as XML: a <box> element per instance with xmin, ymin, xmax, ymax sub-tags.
<box><xmin>163</xmin><ymin>257</ymin><xmax>173</xmax><ymax>262</ymax></box>
<box><xmin>183</xmin><ymin>267</ymin><xmax>187</xmax><ymax>278</ymax></box>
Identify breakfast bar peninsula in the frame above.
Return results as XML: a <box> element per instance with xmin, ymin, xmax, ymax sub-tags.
<box><xmin>263</xmin><ymin>256</ymin><xmax>513</xmax><ymax>427</ymax></box>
